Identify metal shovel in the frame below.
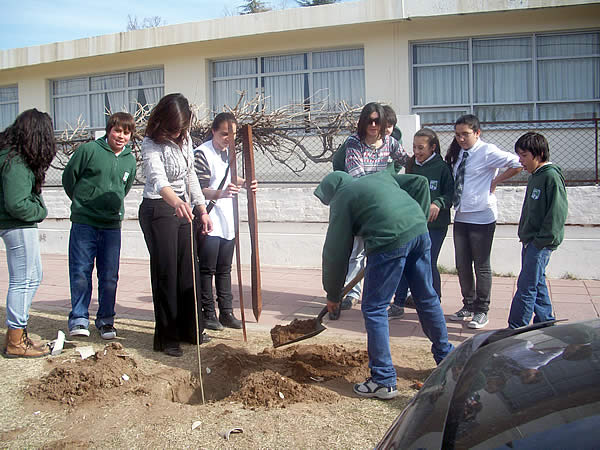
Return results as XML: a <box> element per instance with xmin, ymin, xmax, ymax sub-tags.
<box><xmin>271</xmin><ymin>268</ymin><xmax>365</xmax><ymax>348</ymax></box>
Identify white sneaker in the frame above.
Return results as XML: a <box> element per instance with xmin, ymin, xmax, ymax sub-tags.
<box><xmin>69</xmin><ymin>325</ymin><xmax>90</xmax><ymax>337</ymax></box>
<box><xmin>468</xmin><ymin>312</ymin><xmax>489</xmax><ymax>329</ymax></box>
<box><xmin>353</xmin><ymin>378</ymin><xmax>398</xmax><ymax>400</ymax></box>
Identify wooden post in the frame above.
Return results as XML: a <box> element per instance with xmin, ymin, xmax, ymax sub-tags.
<box><xmin>227</xmin><ymin>121</ymin><xmax>247</xmax><ymax>342</ymax></box>
<box><xmin>242</xmin><ymin>124</ymin><xmax>262</xmax><ymax>322</ymax></box>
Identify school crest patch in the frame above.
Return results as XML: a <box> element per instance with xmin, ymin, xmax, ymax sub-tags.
<box><xmin>531</xmin><ymin>188</ymin><xmax>541</xmax><ymax>200</ymax></box>
<box><xmin>429</xmin><ymin>180</ymin><xmax>438</xmax><ymax>191</ymax></box>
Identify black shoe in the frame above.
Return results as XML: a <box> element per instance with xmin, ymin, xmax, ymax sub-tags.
<box><xmin>204</xmin><ymin>313</ymin><xmax>224</xmax><ymax>331</ymax></box>
<box><xmin>99</xmin><ymin>324</ymin><xmax>117</xmax><ymax>340</ymax></box>
<box><xmin>340</xmin><ymin>296</ymin><xmax>356</xmax><ymax>310</ymax></box>
<box><xmin>329</xmin><ymin>305</ymin><xmax>341</xmax><ymax>321</ymax></box>
<box><xmin>219</xmin><ymin>312</ymin><xmax>242</xmax><ymax>329</ymax></box>
<box><xmin>164</xmin><ymin>343</ymin><xmax>183</xmax><ymax>357</ymax></box>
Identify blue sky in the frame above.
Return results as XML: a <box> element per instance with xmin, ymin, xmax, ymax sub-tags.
<box><xmin>0</xmin><ymin>0</ymin><xmax>299</xmax><ymax>50</ymax></box>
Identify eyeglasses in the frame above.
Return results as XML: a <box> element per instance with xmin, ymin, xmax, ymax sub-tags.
<box><xmin>455</xmin><ymin>132</ymin><xmax>475</xmax><ymax>139</ymax></box>
<box><xmin>368</xmin><ymin>118</ymin><xmax>381</xmax><ymax>126</ymax></box>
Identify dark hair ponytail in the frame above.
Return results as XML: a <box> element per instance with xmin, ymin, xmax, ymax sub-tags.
<box><xmin>445</xmin><ymin>138</ymin><xmax>462</xmax><ymax>167</ymax></box>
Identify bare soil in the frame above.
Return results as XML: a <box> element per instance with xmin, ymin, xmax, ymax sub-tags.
<box><xmin>0</xmin><ymin>308</ymin><xmax>436</xmax><ymax>449</ymax></box>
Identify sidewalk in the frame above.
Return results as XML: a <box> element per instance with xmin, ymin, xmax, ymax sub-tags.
<box><xmin>2</xmin><ymin>252</ymin><xmax>599</xmax><ymax>345</ymax></box>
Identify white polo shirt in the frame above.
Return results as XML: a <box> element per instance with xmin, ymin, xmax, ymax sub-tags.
<box><xmin>453</xmin><ymin>139</ymin><xmax>521</xmax><ymax>225</ymax></box>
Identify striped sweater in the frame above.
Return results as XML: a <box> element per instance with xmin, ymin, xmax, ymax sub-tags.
<box><xmin>344</xmin><ymin>134</ymin><xmax>408</xmax><ymax>178</ymax></box>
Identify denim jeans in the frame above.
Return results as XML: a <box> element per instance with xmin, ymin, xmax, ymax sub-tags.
<box><xmin>362</xmin><ymin>232</ymin><xmax>454</xmax><ymax>386</ymax></box>
<box><xmin>197</xmin><ymin>235</ymin><xmax>235</xmax><ymax>314</ymax></box>
<box><xmin>394</xmin><ymin>227</ymin><xmax>448</xmax><ymax>305</ymax></box>
<box><xmin>68</xmin><ymin>223</ymin><xmax>121</xmax><ymax>330</ymax></box>
<box><xmin>453</xmin><ymin>221</ymin><xmax>496</xmax><ymax>313</ymax></box>
<box><xmin>344</xmin><ymin>236</ymin><xmax>364</xmax><ymax>300</ymax></box>
<box><xmin>508</xmin><ymin>244</ymin><xmax>554</xmax><ymax>329</ymax></box>
<box><xmin>0</xmin><ymin>227</ymin><xmax>42</xmax><ymax>329</ymax></box>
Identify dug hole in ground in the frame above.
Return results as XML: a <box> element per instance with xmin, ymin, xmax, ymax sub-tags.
<box><xmin>0</xmin><ymin>308</ymin><xmax>436</xmax><ymax>449</ymax></box>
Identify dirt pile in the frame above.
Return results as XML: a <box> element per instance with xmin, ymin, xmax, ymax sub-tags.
<box><xmin>26</xmin><ymin>343</ymin><xmax>148</xmax><ymax>406</ymax></box>
<box><xmin>26</xmin><ymin>342</ymin><xmax>371</xmax><ymax>410</ymax></box>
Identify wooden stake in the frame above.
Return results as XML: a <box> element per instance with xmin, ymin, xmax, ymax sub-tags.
<box><xmin>228</xmin><ymin>121</ymin><xmax>247</xmax><ymax>342</ymax></box>
<box><xmin>241</xmin><ymin>125</ymin><xmax>262</xmax><ymax>322</ymax></box>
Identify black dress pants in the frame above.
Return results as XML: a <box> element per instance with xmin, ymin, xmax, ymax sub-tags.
<box><xmin>139</xmin><ymin>198</ymin><xmax>204</xmax><ymax>348</ymax></box>
<box><xmin>453</xmin><ymin>221</ymin><xmax>496</xmax><ymax>313</ymax></box>
<box><xmin>196</xmin><ymin>234</ymin><xmax>235</xmax><ymax>316</ymax></box>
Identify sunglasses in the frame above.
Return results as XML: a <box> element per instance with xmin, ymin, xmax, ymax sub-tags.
<box><xmin>368</xmin><ymin>118</ymin><xmax>381</xmax><ymax>126</ymax></box>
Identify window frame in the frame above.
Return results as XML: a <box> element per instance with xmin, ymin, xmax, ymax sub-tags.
<box><xmin>210</xmin><ymin>47</ymin><xmax>365</xmax><ymax>120</ymax></box>
<box><xmin>410</xmin><ymin>30</ymin><xmax>600</xmax><ymax>124</ymax></box>
<box><xmin>0</xmin><ymin>84</ymin><xmax>19</xmax><ymax>130</ymax></box>
<box><xmin>50</xmin><ymin>67</ymin><xmax>164</xmax><ymax>132</ymax></box>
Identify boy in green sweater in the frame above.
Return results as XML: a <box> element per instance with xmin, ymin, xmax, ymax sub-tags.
<box><xmin>508</xmin><ymin>132</ymin><xmax>568</xmax><ymax>329</ymax></box>
<box><xmin>63</xmin><ymin>112</ymin><xmax>137</xmax><ymax>339</ymax></box>
<box><xmin>315</xmin><ymin>169</ymin><xmax>453</xmax><ymax>399</ymax></box>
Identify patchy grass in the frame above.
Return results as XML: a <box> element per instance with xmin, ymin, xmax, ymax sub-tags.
<box><xmin>438</xmin><ymin>265</ymin><xmax>458</xmax><ymax>275</ymax></box>
<box><xmin>561</xmin><ymin>272</ymin><xmax>579</xmax><ymax>280</ymax></box>
<box><xmin>0</xmin><ymin>308</ymin><xmax>435</xmax><ymax>449</ymax></box>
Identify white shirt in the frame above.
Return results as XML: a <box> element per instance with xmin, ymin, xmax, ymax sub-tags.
<box><xmin>453</xmin><ymin>138</ymin><xmax>521</xmax><ymax>224</ymax></box>
<box><xmin>197</xmin><ymin>140</ymin><xmax>235</xmax><ymax>240</ymax></box>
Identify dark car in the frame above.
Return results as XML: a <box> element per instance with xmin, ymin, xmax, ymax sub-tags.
<box><xmin>376</xmin><ymin>319</ymin><xmax>600</xmax><ymax>449</ymax></box>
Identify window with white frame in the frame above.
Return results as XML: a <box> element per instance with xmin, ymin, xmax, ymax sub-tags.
<box><xmin>211</xmin><ymin>48</ymin><xmax>365</xmax><ymax>119</ymax></box>
<box><xmin>411</xmin><ymin>31</ymin><xmax>600</xmax><ymax>123</ymax></box>
<box><xmin>0</xmin><ymin>85</ymin><xmax>18</xmax><ymax>131</ymax></box>
<box><xmin>51</xmin><ymin>68</ymin><xmax>164</xmax><ymax>131</ymax></box>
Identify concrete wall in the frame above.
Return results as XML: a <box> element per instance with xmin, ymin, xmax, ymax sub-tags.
<box><xmin>14</xmin><ymin>184</ymin><xmax>599</xmax><ymax>280</ymax></box>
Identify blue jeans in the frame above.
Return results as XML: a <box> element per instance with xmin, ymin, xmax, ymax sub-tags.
<box><xmin>394</xmin><ymin>227</ymin><xmax>448</xmax><ymax>305</ymax></box>
<box><xmin>508</xmin><ymin>244</ymin><xmax>554</xmax><ymax>329</ymax></box>
<box><xmin>344</xmin><ymin>237</ymin><xmax>364</xmax><ymax>300</ymax></box>
<box><xmin>0</xmin><ymin>228</ymin><xmax>42</xmax><ymax>329</ymax></box>
<box><xmin>362</xmin><ymin>232</ymin><xmax>454</xmax><ymax>386</ymax></box>
<box><xmin>68</xmin><ymin>223</ymin><xmax>121</xmax><ymax>330</ymax></box>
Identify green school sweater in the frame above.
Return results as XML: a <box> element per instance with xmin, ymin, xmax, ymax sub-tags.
<box><xmin>314</xmin><ymin>170</ymin><xmax>429</xmax><ymax>303</ymax></box>
<box><xmin>518</xmin><ymin>163</ymin><xmax>568</xmax><ymax>250</ymax></box>
<box><xmin>407</xmin><ymin>154</ymin><xmax>454</xmax><ymax>230</ymax></box>
<box><xmin>62</xmin><ymin>137</ymin><xmax>137</xmax><ymax>229</ymax></box>
<box><xmin>0</xmin><ymin>148</ymin><xmax>47</xmax><ymax>229</ymax></box>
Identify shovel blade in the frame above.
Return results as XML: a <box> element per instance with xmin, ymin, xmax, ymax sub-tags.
<box><xmin>272</xmin><ymin>323</ymin><xmax>327</xmax><ymax>348</ymax></box>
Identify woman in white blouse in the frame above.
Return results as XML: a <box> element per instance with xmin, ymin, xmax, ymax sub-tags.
<box><xmin>138</xmin><ymin>93</ymin><xmax>213</xmax><ymax>357</ymax></box>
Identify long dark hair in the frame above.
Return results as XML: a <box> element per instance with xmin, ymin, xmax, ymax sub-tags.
<box><xmin>406</xmin><ymin>127</ymin><xmax>440</xmax><ymax>173</ymax></box>
<box><xmin>145</xmin><ymin>93</ymin><xmax>191</xmax><ymax>148</ymax></box>
<box><xmin>0</xmin><ymin>109</ymin><xmax>56</xmax><ymax>193</ymax></box>
<box><xmin>356</xmin><ymin>102</ymin><xmax>386</xmax><ymax>142</ymax></box>
<box><xmin>445</xmin><ymin>138</ymin><xmax>462</xmax><ymax>167</ymax></box>
<box><xmin>445</xmin><ymin>114</ymin><xmax>481</xmax><ymax>166</ymax></box>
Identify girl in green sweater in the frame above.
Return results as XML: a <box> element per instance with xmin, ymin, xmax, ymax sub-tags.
<box><xmin>389</xmin><ymin>128</ymin><xmax>454</xmax><ymax>319</ymax></box>
<box><xmin>1</xmin><ymin>109</ymin><xmax>57</xmax><ymax>358</ymax></box>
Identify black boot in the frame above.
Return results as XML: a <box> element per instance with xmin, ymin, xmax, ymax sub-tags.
<box><xmin>219</xmin><ymin>311</ymin><xmax>242</xmax><ymax>329</ymax></box>
<box><xmin>204</xmin><ymin>312</ymin><xmax>224</xmax><ymax>331</ymax></box>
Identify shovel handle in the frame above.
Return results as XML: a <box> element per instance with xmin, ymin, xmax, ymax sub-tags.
<box><xmin>318</xmin><ymin>267</ymin><xmax>366</xmax><ymax>323</ymax></box>
<box><xmin>341</xmin><ymin>267</ymin><xmax>365</xmax><ymax>299</ymax></box>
